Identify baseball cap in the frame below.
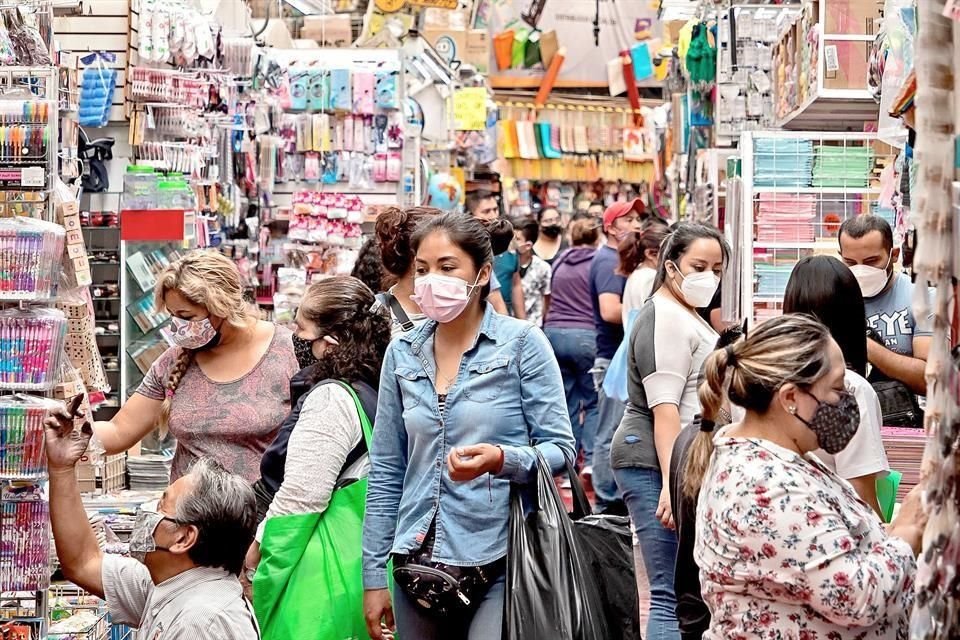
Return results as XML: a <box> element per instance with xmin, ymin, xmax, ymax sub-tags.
<box><xmin>602</xmin><ymin>198</ymin><xmax>645</xmax><ymax>229</ymax></box>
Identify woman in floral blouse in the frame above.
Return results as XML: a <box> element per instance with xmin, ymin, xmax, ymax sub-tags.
<box><xmin>685</xmin><ymin>313</ymin><xmax>927</xmax><ymax>640</ymax></box>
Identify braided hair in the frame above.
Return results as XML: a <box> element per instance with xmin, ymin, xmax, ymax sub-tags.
<box><xmin>154</xmin><ymin>251</ymin><xmax>252</xmax><ymax>434</ymax></box>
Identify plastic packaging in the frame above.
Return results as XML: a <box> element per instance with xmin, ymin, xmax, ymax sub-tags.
<box><xmin>122</xmin><ymin>166</ymin><xmax>158</xmax><ymax>210</ymax></box>
<box><xmin>0</xmin><ymin>217</ymin><xmax>66</xmax><ymax>301</ymax></box>
<box><xmin>0</xmin><ymin>394</ymin><xmax>61</xmax><ymax>478</ymax></box>
<box><xmin>503</xmin><ymin>454</ymin><xmax>611</xmax><ymax>640</ymax></box>
<box><xmin>0</xmin><ymin>307</ymin><xmax>68</xmax><ymax>391</ymax></box>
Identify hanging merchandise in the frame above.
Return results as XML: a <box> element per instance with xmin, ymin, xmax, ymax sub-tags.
<box><xmin>288</xmin><ymin>191</ymin><xmax>364</xmax><ymax>248</ymax></box>
<box><xmin>0</xmin><ymin>217</ymin><xmax>65</xmax><ymax>300</ymax></box>
<box><xmin>0</xmin><ymin>394</ymin><xmax>60</xmax><ymax>479</ymax></box>
<box><xmin>4</xmin><ymin>8</ymin><xmax>50</xmax><ymax>67</ymax></box>
<box><xmin>77</xmin><ymin>53</ymin><xmax>118</xmax><ymax>129</ymax></box>
<box><xmin>0</xmin><ymin>307</ymin><xmax>67</xmax><ymax>391</ymax></box>
<box><xmin>907</xmin><ymin>1</ymin><xmax>960</xmax><ymax>637</ymax></box>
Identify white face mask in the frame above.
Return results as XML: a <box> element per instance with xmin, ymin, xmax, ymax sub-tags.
<box><xmin>670</xmin><ymin>261</ymin><xmax>720</xmax><ymax>308</ymax></box>
<box><xmin>849</xmin><ymin>255</ymin><xmax>891</xmax><ymax>298</ymax></box>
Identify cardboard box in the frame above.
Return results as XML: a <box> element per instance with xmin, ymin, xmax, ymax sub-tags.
<box><xmin>300</xmin><ymin>14</ymin><xmax>352</xmax><ymax>47</ymax></box>
<box><xmin>424</xmin><ymin>26</ymin><xmax>466</xmax><ymax>68</ymax></box>
<box><xmin>465</xmin><ymin>30</ymin><xmax>489</xmax><ymax>73</ymax></box>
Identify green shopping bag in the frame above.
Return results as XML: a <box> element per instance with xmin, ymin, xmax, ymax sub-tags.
<box><xmin>253</xmin><ymin>381</ymin><xmax>373</xmax><ymax>640</ymax></box>
<box><xmin>876</xmin><ymin>469</ymin><xmax>902</xmax><ymax>524</ymax></box>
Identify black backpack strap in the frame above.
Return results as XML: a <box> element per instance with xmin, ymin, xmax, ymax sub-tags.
<box><xmin>376</xmin><ymin>291</ymin><xmax>414</xmax><ymax>332</ymax></box>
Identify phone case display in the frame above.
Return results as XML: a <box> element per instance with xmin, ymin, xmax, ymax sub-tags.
<box><xmin>0</xmin><ymin>217</ymin><xmax>64</xmax><ymax>300</ymax></box>
<box><xmin>120</xmin><ymin>243</ymin><xmax>185</xmax><ymax>399</ymax></box>
<box><xmin>0</xmin><ymin>395</ymin><xmax>58</xmax><ymax>479</ymax></box>
<box><xmin>0</xmin><ymin>307</ymin><xmax>67</xmax><ymax>391</ymax></box>
<box><xmin>739</xmin><ymin>132</ymin><xmax>896</xmax><ymax>323</ymax></box>
<box><xmin>256</xmin><ymin>49</ymin><xmax>406</xmax><ymax>194</ymax></box>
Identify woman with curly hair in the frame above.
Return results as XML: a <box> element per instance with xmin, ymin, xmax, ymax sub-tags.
<box><xmin>86</xmin><ymin>251</ymin><xmax>298</xmax><ymax>483</ymax></box>
<box><xmin>245</xmin><ymin>276</ymin><xmax>393</xmax><ymax>638</ymax></box>
<box><xmin>375</xmin><ymin>206</ymin><xmax>441</xmax><ymax>336</ymax></box>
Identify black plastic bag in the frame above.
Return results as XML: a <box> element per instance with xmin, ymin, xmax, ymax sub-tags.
<box><xmin>503</xmin><ymin>453</ymin><xmax>611</xmax><ymax>640</ymax></box>
<box><xmin>563</xmin><ymin>461</ymin><xmax>642</xmax><ymax>640</ymax></box>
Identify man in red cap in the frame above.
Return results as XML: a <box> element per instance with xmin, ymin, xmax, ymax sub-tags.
<box><xmin>589</xmin><ymin>198</ymin><xmax>644</xmax><ymax>512</ymax></box>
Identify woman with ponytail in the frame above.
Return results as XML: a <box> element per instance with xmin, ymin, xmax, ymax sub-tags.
<box><xmin>618</xmin><ymin>216</ymin><xmax>669</xmax><ymax>326</ymax></box>
<box><xmin>691</xmin><ymin>313</ymin><xmax>925</xmax><ymax>639</ymax></box>
<box><xmin>79</xmin><ymin>251</ymin><xmax>298</xmax><ymax>483</ymax></box>
<box><xmin>610</xmin><ymin>222</ymin><xmax>728</xmax><ymax>640</ymax></box>
<box><xmin>244</xmin><ymin>276</ymin><xmax>392</xmax><ymax>638</ymax></box>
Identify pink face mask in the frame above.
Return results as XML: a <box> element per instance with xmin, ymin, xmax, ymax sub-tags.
<box><xmin>411</xmin><ymin>273</ymin><xmax>481</xmax><ymax>323</ymax></box>
<box><xmin>170</xmin><ymin>317</ymin><xmax>221</xmax><ymax>350</ymax></box>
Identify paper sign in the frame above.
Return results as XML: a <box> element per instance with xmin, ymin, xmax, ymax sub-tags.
<box><xmin>453</xmin><ymin>88</ymin><xmax>488</xmax><ymax>131</ymax></box>
<box><xmin>630</xmin><ymin>42</ymin><xmax>654</xmax><ymax>81</ymax></box>
<box><xmin>824</xmin><ymin>45</ymin><xmax>839</xmax><ymax>72</ymax></box>
<box><xmin>20</xmin><ymin>167</ymin><xmax>44</xmax><ymax>187</ymax></box>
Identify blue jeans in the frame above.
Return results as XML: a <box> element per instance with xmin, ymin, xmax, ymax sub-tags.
<box><xmin>392</xmin><ymin>574</ymin><xmax>505</xmax><ymax>640</ymax></box>
<box><xmin>592</xmin><ymin>358</ymin><xmax>624</xmax><ymax>509</ymax></box>
<box><xmin>615</xmin><ymin>467</ymin><xmax>680</xmax><ymax>640</ymax></box>
<box><xmin>544</xmin><ymin>327</ymin><xmax>598</xmax><ymax>463</ymax></box>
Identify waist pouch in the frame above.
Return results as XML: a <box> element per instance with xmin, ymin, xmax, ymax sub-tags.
<box><xmin>872</xmin><ymin>379</ymin><xmax>923</xmax><ymax>428</ymax></box>
<box><xmin>392</xmin><ymin>551</ymin><xmax>505</xmax><ymax>618</ymax></box>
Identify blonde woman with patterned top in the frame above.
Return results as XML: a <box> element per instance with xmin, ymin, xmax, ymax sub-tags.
<box><xmin>90</xmin><ymin>251</ymin><xmax>298</xmax><ymax>483</ymax></box>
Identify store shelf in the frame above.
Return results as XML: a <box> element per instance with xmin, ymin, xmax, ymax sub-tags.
<box><xmin>753</xmin><ymin>186</ymin><xmax>882</xmax><ymax>195</ymax></box>
<box><xmin>775</xmin><ymin>94</ymin><xmax>879</xmax><ymax>131</ymax></box>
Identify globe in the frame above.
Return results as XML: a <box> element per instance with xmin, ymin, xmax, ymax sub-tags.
<box><xmin>426</xmin><ymin>172</ymin><xmax>462</xmax><ymax>210</ymax></box>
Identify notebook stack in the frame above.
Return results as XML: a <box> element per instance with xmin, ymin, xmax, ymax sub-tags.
<box><xmin>755</xmin><ymin>193</ymin><xmax>817</xmax><ymax>243</ymax></box>
<box><xmin>126</xmin><ymin>454</ymin><xmax>173</xmax><ymax>491</ymax></box>
<box><xmin>881</xmin><ymin>426</ymin><xmax>926</xmax><ymax>501</ymax></box>
<box><xmin>813</xmin><ymin>145</ymin><xmax>874</xmax><ymax>187</ymax></box>
<box><xmin>754</xmin><ymin>138</ymin><xmax>814</xmax><ymax>187</ymax></box>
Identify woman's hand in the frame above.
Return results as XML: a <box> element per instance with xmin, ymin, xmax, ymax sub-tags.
<box><xmin>240</xmin><ymin>542</ymin><xmax>261</xmax><ymax>600</ymax></box>
<box><xmin>889</xmin><ymin>483</ymin><xmax>928</xmax><ymax>555</ymax></box>
<box><xmin>447</xmin><ymin>444</ymin><xmax>505</xmax><ymax>482</ymax></box>
<box><xmin>656</xmin><ymin>484</ymin><xmax>675</xmax><ymax>530</ymax></box>
<box><xmin>363</xmin><ymin>589</ymin><xmax>395</xmax><ymax>640</ymax></box>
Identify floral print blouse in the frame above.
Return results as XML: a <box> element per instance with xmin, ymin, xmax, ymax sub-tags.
<box><xmin>695</xmin><ymin>437</ymin><xmax>916</xmax><ymax>640</ymax></box>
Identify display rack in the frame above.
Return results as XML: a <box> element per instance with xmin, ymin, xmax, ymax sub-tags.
<box><xmin>0</xmin><ymin>56</ymin><xmax>65</xmax><ymax>637</ymax></box>
<box><xmin>772</xmin><ymin>0</ymin><xmax>882</xmax><ymax>129</ymax></box>
<box><xmin>738</xmin><ymin>130</ymin><xmax>897</xmax><ymax>323</ymax></box>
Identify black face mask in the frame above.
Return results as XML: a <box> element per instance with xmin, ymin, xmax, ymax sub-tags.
<box><xmin>292</xmin><ymin>334</ymin><xmax>319</xmax><ymax>370</ymax></box>
<box><xmin>541</xmin><ymin>224</ymin><xmax>562</xmax><ymax>239</ymax></box>
<box><xmin>795</xmin><ymin>390</ymin><xmax>860</xmax><ymax>454</ymax></box>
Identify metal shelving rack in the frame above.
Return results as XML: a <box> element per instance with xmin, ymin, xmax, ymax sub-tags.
<box><xmin>738</xmin><ymin>130</ymin><xmax>898</xmax><ymax>324</ymax></box>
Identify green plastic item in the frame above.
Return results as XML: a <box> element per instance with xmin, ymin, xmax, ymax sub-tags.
<box><xmin>253</xmin><ymin>381</ymin><xmax>374</xmax><ymax>640</ymax></box>
<box><xmin>876</xmin><ymin>469</ymin><xmax>902</xmax><ymax>523</ymax></box>
<box><xmin>512</xmin><ymin>28</ymin><xmax>530</xmax><ymax>70</ymax></box>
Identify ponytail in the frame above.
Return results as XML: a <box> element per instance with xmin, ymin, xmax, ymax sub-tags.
<box><xmin>683</xmin><ymin>346</ymin><xmax>734</xmax><ymax>498</ymax></box>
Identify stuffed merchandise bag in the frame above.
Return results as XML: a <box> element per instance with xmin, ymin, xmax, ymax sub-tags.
<box><xmin>502</xmin><ymin>453</ymin><xmax>610</xmax><ymax>640</ymax></box>
<box><xmin>565</xmin><ymin>461</ymin><xmax>641</xmax><ymax>640</ymax></box>
<box><xmin>253</xmin><ymin>381</ymin><xmax>372</xmax><ymax>640</ymax></box>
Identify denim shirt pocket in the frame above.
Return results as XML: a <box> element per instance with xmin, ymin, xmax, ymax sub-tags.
<box><xmin>462</xmin><ymin>357</ymin><xmax>511</xmax><ymax>402</ymax></box>
<box><xmin>396</xmin><ymin>366</ymin><xmax>429</xmax><ymax>411</ymax></box>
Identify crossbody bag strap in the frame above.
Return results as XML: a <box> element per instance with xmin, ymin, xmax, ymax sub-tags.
<box><xmin>376</xmin><ymin>292</ymin><xmax>414</xmax><ymax>332</ymax></box>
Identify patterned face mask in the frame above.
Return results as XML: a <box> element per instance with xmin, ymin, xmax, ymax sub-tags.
<box><xmin>795</xmin><ymin>390</ymin><xmax>861</xmax><ymax>454</ymax></box>
<box><xmin>170</xmin><ymin>317</ymin><xmax>221</xmax><ymax>351</ymax></box>
<box><xmin>292</xmin><ymin>334</ymin><xmax>319</xmax><ymax>370</ymax></box>
<box><xmin>128</xmin><ymin>499</ymin><xmax>182</xmax><ymax>563</ymax></box>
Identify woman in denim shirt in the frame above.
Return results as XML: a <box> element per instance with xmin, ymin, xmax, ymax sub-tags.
<box><xmin>362</xmin><ymin>213</ymin><xmax>576</xmax><ymax>640</ymax></box>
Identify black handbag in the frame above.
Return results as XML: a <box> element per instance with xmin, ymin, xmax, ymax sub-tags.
<box><xmin>392</xmin><ymin>536</ymin><xmax>505</xmax><ymax>618</ymax></box>
<box><xmin>871</xmin><ymin>379</ymin><xmax>923</xmax><ymax>428</ymax></box>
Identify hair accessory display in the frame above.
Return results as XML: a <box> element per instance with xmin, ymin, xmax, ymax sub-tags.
<box><xmin>0</xmin><ymin>217</ymin><xmax>65</xmax><ymax>300</ymax></box>
<box><xmin>0</xmin><ymin>307</ymin><xmax>68</xmax><ymax>390</ymax></box>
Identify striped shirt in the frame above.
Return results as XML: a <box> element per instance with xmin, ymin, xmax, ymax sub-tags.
<box><xmin>102</xmin><ymin>555</ymin><xmax>260</xmax><ymax>639</ymax></box>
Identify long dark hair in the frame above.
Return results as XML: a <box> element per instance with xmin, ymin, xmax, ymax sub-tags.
<box><xmin>652</xmin><ymin>222</ymin><xmax>730</xmax><ymax>294</ymax></box>
<box><xmin>299</xmin><ymin>276</ymin><xmax>391</xmax><ymax>388</ymax></box>
<box><xmin>411</xmin><ymin>213</ymin><xmax>494</xmax><ymax>301</ymax></box>
<box><xmin>618</xmin><ymin>217</ymin><xmax>669</xmax><ymax>276</ymax></box>
<box><xmin>782</xmin><ymin>255</ymin><xmax>868</xmax><ymax>376</ymax></box>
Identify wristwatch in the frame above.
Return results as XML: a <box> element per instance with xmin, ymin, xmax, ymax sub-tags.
<box><xmin>245</xmin><ymin>567</ymin><xmax>256</xmax><ymax>582</ymax></box>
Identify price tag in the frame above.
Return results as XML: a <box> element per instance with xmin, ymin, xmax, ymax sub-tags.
<box><xmin>20</xmin><ymin>166</ymin><xmax>44</xmax><ymax>187</ymax></box>
<box><xmin>824</xmin><ymin>45</ymin><xmax>839</xmax><ymax>73</ymax></box>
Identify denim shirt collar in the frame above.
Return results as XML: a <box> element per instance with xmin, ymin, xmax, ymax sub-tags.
<box><xmin>399</xmin><ymin>302</ymin><xmax>501</xmax><ymax>355</ymax></box>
